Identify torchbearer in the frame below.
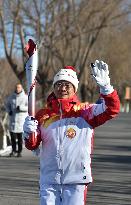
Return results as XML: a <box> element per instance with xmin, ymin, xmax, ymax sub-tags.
<box><xmin>23</xmin><ymin>59</ymin><xmax>120</xmax><ymax>205</ymax></box>
<box><xmin>24</xmin><ymin>39</ymin><xmax>38</xmax><ymax>147</ymax></box>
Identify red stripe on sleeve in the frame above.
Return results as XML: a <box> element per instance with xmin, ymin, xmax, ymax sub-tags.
<box><xmin>89</xmin><ymin>90</ymin><xmax>120</xmax><ymax>128</ymax></box>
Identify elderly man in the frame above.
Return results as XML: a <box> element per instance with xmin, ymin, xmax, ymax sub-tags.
<box><xmin>23</xmin><ymin>61</ymin><xmax>120</xmax><ymax>205</ymax></box>
<box><xmin>6</xmin><ymin>83</ymin><xmax>28</xmax><ymax>157</ymax></box>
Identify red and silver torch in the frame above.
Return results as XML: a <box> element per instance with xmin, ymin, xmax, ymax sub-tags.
<box><xmin>25</xmin><ymin>39</ymin><xmax>38</xmax><ymax>146</ymax></box>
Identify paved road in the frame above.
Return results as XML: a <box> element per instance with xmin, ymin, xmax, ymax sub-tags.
<box><xmin>88</xmin><ymin>112</ymin><xmax>131</xmax><ymax>205</ymax></box>
<box><xmin>0</xmin><ymin>112</ymin><xmax>131</xmax><ymax>205</ymax></box>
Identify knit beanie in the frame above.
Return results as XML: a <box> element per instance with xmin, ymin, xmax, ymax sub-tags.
<box><xmin>53</xmin><ymin>66</ymin><xmax>79</xmax><ymax>92</ymax></box>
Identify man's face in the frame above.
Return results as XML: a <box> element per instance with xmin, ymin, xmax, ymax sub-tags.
<box><xmin>54</xmin><ymin>80</ymin><xmax>75</xmax><ymax>99</ymax></box>
<box><xmin>16</xmin><ymin>84</ymin><xmax>22</xmax><ymax>94</ymax></box>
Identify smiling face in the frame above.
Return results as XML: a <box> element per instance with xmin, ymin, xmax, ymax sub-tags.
<box><xmin>54</xmin><ymin>80</ymin><xmax>75</xmax><ymax>99</ymax></box>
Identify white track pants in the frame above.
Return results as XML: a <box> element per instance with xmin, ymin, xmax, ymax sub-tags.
<box><xmin>40</xmin><ymin>184</ymin><xmax>87</xmax><ymax>205</ymax></box>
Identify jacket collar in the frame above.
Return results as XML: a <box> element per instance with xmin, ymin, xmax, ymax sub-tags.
<box><xmin>47</xmin><ymin>92</ymin><xmax>79</xmax><ymax>113</ymax></box>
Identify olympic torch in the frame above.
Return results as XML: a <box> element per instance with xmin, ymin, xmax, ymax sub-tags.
<box><xmin>25</xmin><ymin>39</ymin><xmax>38</xmax><ymax>146</ymax></box>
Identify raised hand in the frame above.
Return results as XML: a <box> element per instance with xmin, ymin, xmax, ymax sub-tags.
<box><xmin>91</xmin><ymin>60</ymin><xmax>114</xmax><ymax>95</ymax></box>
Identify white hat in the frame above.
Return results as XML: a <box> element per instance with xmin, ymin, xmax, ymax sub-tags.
<box><xmin>53</xmin><ymin>66</ymin><xmax>79</xmax><ymax>92</ymax></box>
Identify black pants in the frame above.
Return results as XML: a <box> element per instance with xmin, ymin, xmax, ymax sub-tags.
<box><xmin>10</xmin><ymin>132</ymin><xmax>23</xmax><ymax>154</ymax></box>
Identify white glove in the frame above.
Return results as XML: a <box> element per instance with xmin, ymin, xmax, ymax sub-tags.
<box><xmin>91</xmin><ymin>60</ymin><xmax>114</xmax><ymax>95</ymax></box>
<box><xmin>23</xmin><ymin>116</ymin><xmax>38</xmax><ymax>139</ymax></box>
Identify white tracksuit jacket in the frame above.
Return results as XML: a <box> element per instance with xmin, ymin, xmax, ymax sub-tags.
<box><xmin>25</xmin><ymin>90</ymin><xmax>120</xmax><ymax>188</ymax></box>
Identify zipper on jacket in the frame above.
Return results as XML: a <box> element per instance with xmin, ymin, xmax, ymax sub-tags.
<box><xmin>58</xmin><ymin>101</ymin><xmax>64</xmax><ymax>176</ymax></box>
<box><xmin>59</xmin><ymin>101</ymin><xmax>62</xmax><ymax>120</ymax></box>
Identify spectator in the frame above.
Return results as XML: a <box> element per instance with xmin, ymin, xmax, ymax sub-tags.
<box><xmin>6</xmin><ymin>83</ymin><xmax>28</xmax><ymax>157</ymax></box>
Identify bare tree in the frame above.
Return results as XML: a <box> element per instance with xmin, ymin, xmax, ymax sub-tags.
<box><xmin>0</xmin><ymin>0</ymin><xmax>131</xmax><ymax>103</ymax></box>
<box><xmin>0</xmin><ymin>59</ymin><xmax>18</xmax><ymax>149</ymax></box>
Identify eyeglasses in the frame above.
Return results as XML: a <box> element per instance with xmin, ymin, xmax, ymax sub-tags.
<box><xmin>55</xmin><ymin>82</ymin><xmax>73</xmax><ymax>89</ymax></box>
